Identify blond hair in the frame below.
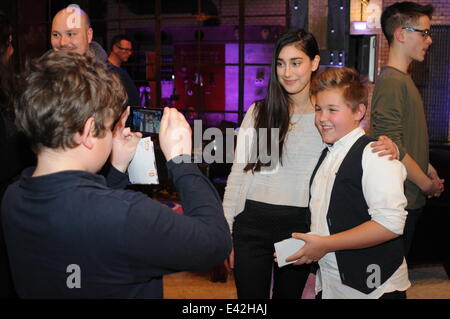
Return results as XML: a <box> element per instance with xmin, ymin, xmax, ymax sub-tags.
<box><xmin>311</xmin><ymin>67</ymin><xmax>367</xmax><ymax>112</ymax></box>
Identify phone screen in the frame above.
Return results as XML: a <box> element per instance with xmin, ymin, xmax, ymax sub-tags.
<box><xmin>127</xmin><ymin>107</ymin><xmax>163</xmax><ymax>135</ymax></box>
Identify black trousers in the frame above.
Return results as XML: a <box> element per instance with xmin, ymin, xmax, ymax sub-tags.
<box><xmin>232</xmin><ymin>200</ymin><xmax>310</xmax><ymax>299</ymax></box>
<box><xmin>404</xmin><ymin>207</ymin><xmax>423</xmax><ymax>257</ymax></box>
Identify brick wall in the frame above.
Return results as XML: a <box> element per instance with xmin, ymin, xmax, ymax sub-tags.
<box><xmin>309</xmin><ymin>0</ymin><xmax>329</xmax><ymax>49</ymax></box>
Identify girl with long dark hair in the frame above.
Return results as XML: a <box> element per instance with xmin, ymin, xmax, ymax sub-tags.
<box><xmin>223</xmin><ymin>29</ymin><xmax>397</xmax><ymax>299</ymax></box>
<box><xmin>224</xmin><ymin>29</ymin><xmax>322</xmax><ymax>299</ymax></box>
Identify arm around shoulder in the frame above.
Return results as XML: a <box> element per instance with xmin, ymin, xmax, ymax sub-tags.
<box><xmin>371</xmin><ymin>77</ymin><xmax>407</xmax><ymax>159</ymax></box>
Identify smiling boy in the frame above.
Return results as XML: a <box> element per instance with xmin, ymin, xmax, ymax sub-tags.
<box><xmin>285</xmin><ymin>68</ymin><xmax>410</xmax><ymax>299</ymax></box>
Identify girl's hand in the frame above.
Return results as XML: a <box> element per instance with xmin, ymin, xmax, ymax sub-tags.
<box><xmin>370</xmin><ymin>135</ymin><xmax>398</xmax><ymax>160</ymax></box>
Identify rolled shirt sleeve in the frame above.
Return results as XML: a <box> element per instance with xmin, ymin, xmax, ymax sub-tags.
<box><xmin>362</xmin><ymin>143</ymin><xmax>408</xmax><ymax>235</ymax></box>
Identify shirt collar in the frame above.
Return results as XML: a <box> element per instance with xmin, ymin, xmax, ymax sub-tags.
<box><xmin>19</xmin><ymin>167</ymin><xmax>108</xmax><ymax>193</ymax></box>
<box><xmin>326</xmin><ymin>127</ymin><xmax>365</xmax><ymax>153</ymax></box>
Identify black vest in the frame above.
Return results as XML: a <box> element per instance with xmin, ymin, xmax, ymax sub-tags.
<box><xmin>309</xmin><ymin>135</ymin><xmax>404</xmax><ymax>294</ymax></box>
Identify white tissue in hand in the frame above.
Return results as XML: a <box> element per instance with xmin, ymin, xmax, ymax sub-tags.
<box><xmin>274</xmin><ymin>238</ymin><xmax>305</xmax><ymax>267</ymax></box>
<box><xmin>128</xmin><ymin>137</ymin><xmax>159</xmax><ymax>185</ymax></box>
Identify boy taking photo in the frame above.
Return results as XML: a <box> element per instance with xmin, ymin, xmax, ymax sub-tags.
<box><xmin>1</xmin><ymin>51</ymin><xmax>231</xmax><ymax>298</ymax></box>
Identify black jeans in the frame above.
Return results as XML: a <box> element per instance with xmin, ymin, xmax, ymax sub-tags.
<box><xmin>404</xmin><ymin>207</ymin><xmax>423</xmax><ymax>256</ymax></box>
<box><xmin>232</xmin><ymin>200</ymin><xmax>310</xmax><ymax>299</ymax></box>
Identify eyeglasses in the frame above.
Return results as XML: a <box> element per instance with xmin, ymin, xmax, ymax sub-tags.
<box><xmin>115</xmin><ymin>45</ymin><xmax>133</xmax><ymax>53</ymax></box>
<box><xmin>402</xmin><ymin>27</ymin><xmax>432</xmax><ymax>39</ymax></box>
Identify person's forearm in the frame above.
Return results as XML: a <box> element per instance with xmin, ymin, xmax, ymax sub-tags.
<box><xmin>401</xmin><ymin>153</ymin><xmax>431</xmax><ymax>192</ymax></box>
<box><xmin>324</xmin><ymin>221</ymin><xmax>399</xmax><ymax>252</ymax></box>
<box><xmin>164</xmin><ymin>158</ymin><xmax>232</xmax><ymax>267</ymax></box>
<box><xmin>124</xmin><ymin>159</ymin><xmax>232</xmax><ymax>275</ymax></box>
<box><xmin>167</xmin><ymin>157</ymin><xmax>223</xmax><ymax>219</ymax></box>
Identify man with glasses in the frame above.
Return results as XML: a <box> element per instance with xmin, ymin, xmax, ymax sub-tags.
<box><xmin>370</xmin><ymin>1</ymin><xmax>444</xmax><ymax>257</ymax></box>
<box><xmin>108</xmin><ymin>35</ymin><xmax>133</xmax><ymax>68</ymax></box>
<box><xmin>106</xmin><ymin>34</ymin><xmax>139</xmax><ymax>107</ymax></box>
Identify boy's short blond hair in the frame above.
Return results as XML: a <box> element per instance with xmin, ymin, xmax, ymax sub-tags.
<box><xmin>16</xmin><ymin>51</ymin><xmax>127</xmax><ymax>152</ymax></box>
<box><xmin>310</xmin><ymin>67</ymin><xmax>368</xmax><ymax>112</ymax></box>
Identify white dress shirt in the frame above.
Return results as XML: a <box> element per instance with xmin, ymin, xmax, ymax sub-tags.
<box><xmin>310</xmin><ymin>127</ymin><xmax>411</xmax><ymax>299</ymax></box>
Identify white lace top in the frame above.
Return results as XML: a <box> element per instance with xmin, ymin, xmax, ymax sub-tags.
<box><xmin>223</xmin><ymin>104</ymin><xmax>324</xmax><ymax>232</ymax></box>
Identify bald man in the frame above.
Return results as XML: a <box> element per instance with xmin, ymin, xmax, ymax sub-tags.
<box><xmin>49</xmin><ymin>5</ymin><xmax>139</xmax><ymax>106</ymax></box>
<box><xmin>51</xmin><ymin>6</ymin><xmax>93</xmax><ymax>56</ymax></box>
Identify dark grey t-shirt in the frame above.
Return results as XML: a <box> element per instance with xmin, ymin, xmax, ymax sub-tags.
<box><xmin>371</xmin><ymin>66</ymin><xmax>429</xmax><ymax>209</ymax></box>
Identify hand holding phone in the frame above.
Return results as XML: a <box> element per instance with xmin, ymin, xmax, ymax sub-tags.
<box><xmin>111</xmin><ymin>106</ymin><xmax>143</xmax><ymax>173</ymax></box>
<box><xmin>159</xmin><ymin>107</ymin><xmax>192</xmax><ymax>162</ymax></box>
<box><xmin>127</xmin><ymin>106</ymin><xmax>163</xmax><ymax>135</ymax></box>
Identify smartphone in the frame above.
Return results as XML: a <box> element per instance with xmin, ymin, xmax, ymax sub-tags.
<box><xmin>127</xmin><ymin>106</ymin><xmax>163</xmax><ymax>135</ymax></box>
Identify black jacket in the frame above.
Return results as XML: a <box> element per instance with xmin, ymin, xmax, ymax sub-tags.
<box><xmin>2</xmin><ymin>159</ymin><xmax>231</xmax><ymax>298</ymax></box>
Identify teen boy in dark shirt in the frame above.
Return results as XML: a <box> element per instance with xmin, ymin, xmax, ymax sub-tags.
<box><xmin>370</xmin><ymin>2</ymin><xmax>444</xmax><ymax>255</ymax></box>
<box><xmin>1</xmin><ymin>51</ymin><xmax>231</xmax><ymax>298</ymax></box>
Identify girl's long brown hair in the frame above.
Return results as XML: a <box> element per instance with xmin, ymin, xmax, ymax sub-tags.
<box><xmin>244</xmin><ymin>29</ymin><xmax>319</xmax><ymax>172</ymax></box>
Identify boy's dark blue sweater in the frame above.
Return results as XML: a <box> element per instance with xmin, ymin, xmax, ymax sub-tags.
<box><xmin>1</xmin><ymin>160</ymin><xmax>231</xmax><ymax>298</ymax></box>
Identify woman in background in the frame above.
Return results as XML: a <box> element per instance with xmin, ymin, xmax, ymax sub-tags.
<box><xmin>0</xmin><ymin>12</ymin><xmax>35</xmax><ymax>299</ymax></box>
